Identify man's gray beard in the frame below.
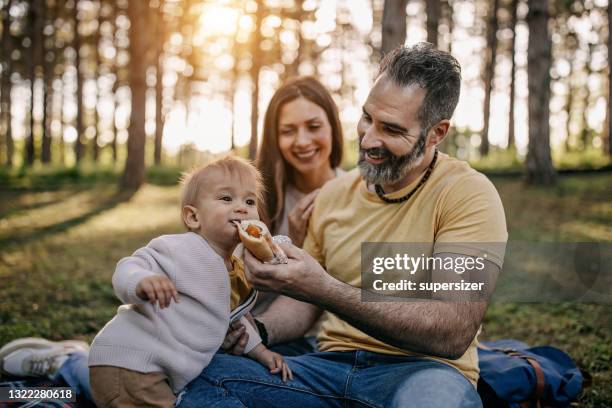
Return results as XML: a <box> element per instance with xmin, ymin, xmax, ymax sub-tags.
<box><xmin>357</xmin><ymin>132</ymin><xmax>427</xmax><ymax>186</ymax></box>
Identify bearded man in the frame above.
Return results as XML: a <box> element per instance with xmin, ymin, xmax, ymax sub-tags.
<box><xmin>177</xmin><ymin>43</ymin><xmax>507</xmax><ymax>408</ymax></box>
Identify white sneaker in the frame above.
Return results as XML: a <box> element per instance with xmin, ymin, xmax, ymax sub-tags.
<box><xmin>2</xmin><ymin>348</ymin><xmax>70</xmax><ymax>377</ymax></box>
<box><xmin>0</xmin><ymin>337</ymin><xmax>89</xmax><ymax>378</ymax></box>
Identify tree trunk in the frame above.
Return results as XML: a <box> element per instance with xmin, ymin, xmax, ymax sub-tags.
<box><xmin>563</xmin><ymin>30</ymin><xmax>578</xmax><ymax>152</ymax></box>
<box><xmin>441</xmin><ymin>0</ymin><xmax>454</xmax><ymax>52</ymax></box>
<box><xmin>564</xmin><ymin>58</ymin><xmax>574</xmax><ymax>152</ymax></box>
<box><xmin>26</xmin><ymin>0</ymin><xmax>44</xmax><ymax>166</ymax></box>
<box><xmin>580</xmin><ymin>43</ymin><xmax>593</xmax><ymax>150</ymax></box>
<box><xmin>249</xmin><ymin>64</ymin><xmax>261</xmax><ymax>160</ymax></box>
<box><xmin>447</xmin><ymin>0</ymin><xmax>454</xmax><ymax>52</ymax></box>
<box><xmin>59</xmin><ymin>74</ymin><xmax>65</xmax><ymax>165</ymax></box>
<box><xmin>525</xmin><ymin>0</ymin><xmax>555</xmax><ymax>185</ymax></box>
<box><xmin>110</xmin><ymin>0</ymin><xmax>120</xmax><ymax>164</ymax></box>
<box><xmin>1</xmin><ymin>0</ymin><xmax>13</xmax><ymax>166</ymax></box>
<box><xmin>230</xmin><ymin>19</ymin><xmax>240</xmax><ymax>152</ymax></box>
<box><xmin>73</xmin><ymin>0</ymin><xmax>84</xmax><ymax>164</ymax></box>
<box><xmin>370</xmin><ymin>0</ymin><xmax>384</xmax><ymax>60</ymax></box>
<box><xmin>435</xmin><ymin>0</ymin><xmax>454</xmax><ymax>153</ymax></box>
<box><xmin>57</xmin><ymin>0</ymin><xmax>66</xmax><ymax>165</ymax></box>
<box><xmin>248</xmin><ymin>0</ymin><xmax>264</xmax><ymax>160</ymax></box>
<box><xmin>480</xmin><ymin>0</ymin><xmax>499</xmax><ymax>157</ymax></box>
<box><xmin>92</xmin><ymin>0</ymin><xmax>101</xmax><ymax>162</ymax></box>
<box><xmin>111</xmin><ymin>79</ymin><xmax>119</xmax><ymax>164</ymax></box>
<box><xmin>120</xmin><ymin>0</ymin><xmax>148</xmax><ymax>189</ymax></box>
<box><xmin>607</xmin><ymin>0</ymin><xmax>611</xmax><ymax>156</ymax></box>
<box><xmin>154</xmin><ymin>0</ymin><xmax>164</xmax><ymax>166</ymax></box>
<box><xmin>287</xmin><ymin>0</ymin><xmax>305</xmax><ymax>78</ymax></box>
<box><xmin>508</xmin><ymin>0</ymin><xmax>518</xmax><ymax>149</ymax></box>
<box><xmin>381</xmin><ymin>0</ymin><xmax>408</xmax><ymax>56</ymax></box>
<box><xmin>426</xmin><ymin>0</ymin><xmax>440</xmax><ymax>47</ymax></box>
<box><xmin>41</xmin><ymin>0</ymin><xmax>52</xmax><ymax>164</ymax></box>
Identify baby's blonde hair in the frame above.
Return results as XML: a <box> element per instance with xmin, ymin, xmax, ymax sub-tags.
<box><xmin>180</xmin><ymin>155</ymin><xmax>266</xmax><ymax>228</ymax></box>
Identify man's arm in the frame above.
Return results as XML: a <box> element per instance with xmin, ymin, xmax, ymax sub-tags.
<box><xmin>257</xmin><ymin>296</ymin><xmax>322</xmax><ymax>345</ymax></box>
<box><xmin>244</xmin><ymin>246</ymin><xmax>499</xmax><ymax>360</ymax></box>
<box><xmin>222</xmin><ymin>296</ymin><xmax>321</xmax><ymax>354</ymax></box>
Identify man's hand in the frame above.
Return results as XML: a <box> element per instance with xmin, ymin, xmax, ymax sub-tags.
<box><xmin>136</xmin><ymin>275</ymin><xmax>179</xmax><ymax>308</ymax></box>
<box><xmin>287</xmin><ymin>189</ymin><xmax>319</xmax><ymax>248</ymax></box>
<box><xmin>243</xmin><ymin>242</ymin><xmax>329</xmax><ymax>300</ymax></box>
<box><xmin>248</xmin><ymin>344</ymin><xmax>293</xmax><ymax>382</ymax></box>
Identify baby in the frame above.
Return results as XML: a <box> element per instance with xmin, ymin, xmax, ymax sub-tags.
<box><xmin>88</xmin><ymin>156</ymin><xmax>292</xmax><ymax>408</ymax></box>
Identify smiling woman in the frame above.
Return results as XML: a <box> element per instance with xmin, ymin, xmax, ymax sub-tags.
<box><xmin>277</xmin><ymin>97</ymin><xmax>334</xmax><ymax>188</ymax></box>
<box><xmin>256</xmin><ymin>76</ymin><xmax>344</xmax><ymax>242</ymax></box>
<box><xmin>250</xmin><ymin>76</ymin><xmax>344</xmax><ymax>324</ymax></box>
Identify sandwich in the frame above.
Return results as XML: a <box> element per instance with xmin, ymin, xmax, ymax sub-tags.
<box><xmin>234</xmin><ymin>220</ymin><xmax>288</xmax><ymax>264</ymax></box>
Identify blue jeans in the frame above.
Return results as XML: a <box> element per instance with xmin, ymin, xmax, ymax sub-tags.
<box><xmin>52</xmin><ymin>351</ymin><xmax>93</xmax><ymax>402</ymax></box>
<box><xmin>176</xmin><ymin>350</ymin><xmax>482</xmax><ymax>408</ymax></box>
<box><xmin>269</xmin><ymin>336</ymin><xmax>318</xmax><ymax>356</ymax></box>
<box><xmin>46</xmin><ymin>338</ymin><xmax>316</xmax><ymax>405</ymax></box>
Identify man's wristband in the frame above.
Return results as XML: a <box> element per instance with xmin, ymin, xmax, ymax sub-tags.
<box><xmin>253</xmin><ymin>318</ymin><xmax>269</xmax><ymax>347</ymax></box>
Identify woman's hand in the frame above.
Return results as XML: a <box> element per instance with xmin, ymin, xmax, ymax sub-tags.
<box><xmin>288</xmin><ymin>189</ymin><xmax>319</xmax><ymax>248</ymax></box>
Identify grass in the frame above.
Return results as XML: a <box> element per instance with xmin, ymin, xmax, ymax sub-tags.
<box><xmin>0</xmin><ymin>164</ymin><xmax>184</xmax><ymax>190</ymax></box>
<box><xmin>0</xmin><ymin>172</ymin><xmax>610</xmax><ymax>406</ymax></box>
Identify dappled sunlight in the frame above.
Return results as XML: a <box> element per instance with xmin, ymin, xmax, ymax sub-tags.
<box><xmin>0</xmin><ymin>187</ymin><xmax>118</xmax><ymax>240</ymax></box>
<box><xmin>493</xmin><ymin>174</ymin><xmax>612</xmax><ymax>242</ymax></box>
<box><xmin>559</xmin><ymin>220</ymin><xmax>612</xmax><ymax>242</ymax></box>
<box><xmin>78</xmin><ymin>184</ymin><xmax>183</xmax><ymax>234</ymax></box>
<box><xmin>0</xmin><ymin>190</ymin><xmax>79</xmax><ymax>217</ymax></box>
<box><xmin>0</xmin><ymin>188</ymin><xmax>185</xmax><ymax>342</ymax></box>
<box><xmin>0</xmin><ymin>184</ymin><xmax>185</xmax><ymax>251</ymax></box>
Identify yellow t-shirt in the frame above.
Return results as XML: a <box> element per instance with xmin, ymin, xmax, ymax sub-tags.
<box><xmin>229</xmin><ymin>255</ymin><xmax>253</xmax><ymax>311</ymax></box>
<box><xmin>303</xmin><ymin>152</ymin><xmax>508</xmax><ymax>385</ymax></box>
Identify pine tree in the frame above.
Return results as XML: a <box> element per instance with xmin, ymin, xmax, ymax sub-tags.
<box><xmin>120</xmin><ymin>0</ymin><xmax>149</xmax><ymax>189</ymax></box>
<box><xmin>381</xmin><ymin>0</ymin><xmax>408</xmax><ymax>56</ymax></box>
<box><xmin>526</xmin><ymin>0</ymin><xmax>556</xmax><ymax>185</ymax></box>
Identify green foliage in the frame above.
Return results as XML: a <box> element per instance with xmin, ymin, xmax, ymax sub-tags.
<box><xmin>146</xmin><ymin>165</ymin><xmax>184</xmax><ymax>186</ymax></box>
<box><xmin>0</xmin><ymin>165</ymin><xmax>119</xmax><ymax>190</ymax></box>
<box><xmin>469</xmin><ymin>147</ymin><xmax>523</xmax><ymax>173</ymax></box>
<box><xmin>341</xmin><ymin>138</ymin><xmax>359</xmax><ymax>170</ymax></box>
<box><xmin>0</xmin><ymin>164</ymin><xmax>191</xmax><ymax>190</ymax></box>
<box><xmin>554</xmin><ymin>148</ymin><xmax>612</xmax><ymax>170</ymax></box>
<box><xmin>231</xmin><ymin>144</ymin><xmax>251</xmax><ymax>160</ymax></box>
<box><xmin>470</xmin><ymin>147</ymin><xmax>611</xmax><ymax>174</ymax></box>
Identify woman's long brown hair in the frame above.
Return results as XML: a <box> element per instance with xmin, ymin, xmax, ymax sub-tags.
<box><xmin>256</xmin><ymin>77</ymin><xmax>343</xmax><ymax>233</ymax></box>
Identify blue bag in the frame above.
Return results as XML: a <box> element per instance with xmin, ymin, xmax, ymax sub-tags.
<box><xmin>477</xmin><ymin>339</ymin><xmax>583</xmax><ymax>408</ymax></box>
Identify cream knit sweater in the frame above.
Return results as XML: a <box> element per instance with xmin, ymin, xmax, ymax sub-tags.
<box><xmin>88</xmin><ymin>232</ymin><xmax>261</xmax><ymax>393</ymax></box>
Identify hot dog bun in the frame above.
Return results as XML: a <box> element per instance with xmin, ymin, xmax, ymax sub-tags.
<box><xmin>235</xmin><ymin>220</ymin><xmax>275</xmax><ymax>262</ymax></box>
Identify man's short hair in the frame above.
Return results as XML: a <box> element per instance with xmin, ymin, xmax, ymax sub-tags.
<box><xmin>378</xmin><ymin>42</ymin><xmax>461</xmax><ymax>132</ymax></box>
<box><xmin>180</xmin><ymin>155</ymin><xmax>265</xmax><ymax>217</ymax></box>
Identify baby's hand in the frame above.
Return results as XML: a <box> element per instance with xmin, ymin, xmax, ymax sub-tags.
<box><xmin>249</xmin><ymin>345</ymin><xmax>293</xmax><ymax>382</ymax></box>
<box><xmin>136</xmin><ymin>276</ymin><xmax>179</xmax><ymax>308</ymax></box>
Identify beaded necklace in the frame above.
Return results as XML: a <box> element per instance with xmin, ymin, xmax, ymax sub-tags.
<box><xmin>374</xmin><ymin>148</ymin><xmax>438</xmax><ymax>204</ymax></box>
